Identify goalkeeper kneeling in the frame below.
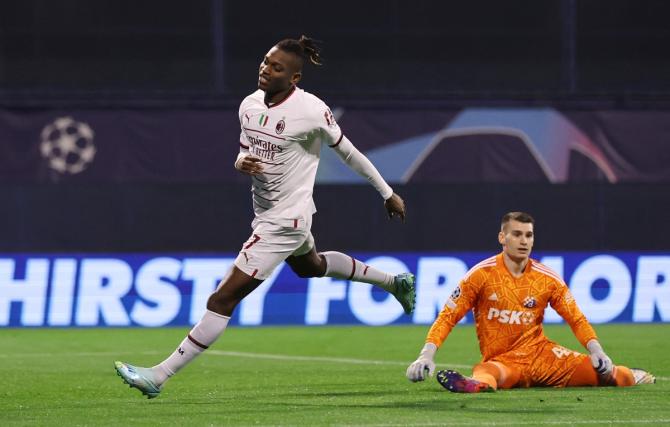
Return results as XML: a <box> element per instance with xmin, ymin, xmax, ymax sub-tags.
<box><xmin>406</xmin><ymin>212</ymin><xmax>655</xmax><ymax>392</ymax></box>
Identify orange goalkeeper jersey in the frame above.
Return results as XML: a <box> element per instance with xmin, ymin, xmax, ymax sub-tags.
<box><xmin>426</xmin><ymin>253</ymin><xmax>597</xmax><ymax>361</ymax></box>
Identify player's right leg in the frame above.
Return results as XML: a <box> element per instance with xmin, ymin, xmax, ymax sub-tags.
<box><xmin>115</xmin><ymin>266</ymin><xmax>262</xmax><ymax>398</ymax></box>
<box><xmin>437</xmin><ymin>360</ymin><xmax>520</xmax><ymax>393</ymax></box>
<box><xmin>436</xmin><ymin>369</ymin><xmax>495</xmax><ymax>393</ymax></box>
<box><xmin>471</xmin><ymin>361</ymin><xmax>521</xmax><ymax>390</ymax></box>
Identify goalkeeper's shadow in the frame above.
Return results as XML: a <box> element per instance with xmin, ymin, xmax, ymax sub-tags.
<box><xmin>282</xmin><ymin>389</ymin><xmax>563</xmax><ymax>413</ymax></box>
<box><xmin>268</xmin><ymin>396</ymin><xmax>563</xmax><ymax>413</ymax></box>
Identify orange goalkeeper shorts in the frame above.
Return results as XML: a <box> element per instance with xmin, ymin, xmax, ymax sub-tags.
<box><xmin>488</xmin><ymin>339</ymin><xmax>589</xmax><ymax>388</ymax></box>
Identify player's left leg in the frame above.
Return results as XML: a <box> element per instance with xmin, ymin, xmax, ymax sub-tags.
<box><xmin>567</xmin><ymin>356</ymin><xmax>636</xmax><ymax>387</ymax></box>
<box><xmin>286</xmin><ymin>247</ymin><xmax>416</xmax><ymax>314</ymax></box>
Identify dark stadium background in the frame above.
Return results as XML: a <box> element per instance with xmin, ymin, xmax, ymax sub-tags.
<box><xmin>1</xmin><ymin>0</ymin><xmax>669</xmax><ymax>252</ymax></box>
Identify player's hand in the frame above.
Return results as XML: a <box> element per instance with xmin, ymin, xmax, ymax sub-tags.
<box><xmin>384</xmin><ymin>193</ymin><xmax>406</xmax><ymax>222</ymax></box>
<box><xmin>406</xmin><ymin>357</ymin><xmax>435</xmax><ymax>382</ymax></box>
<box><xmin>587</xmin><ymin>340</ymin><xmax>613</xmax><ymax>377</ymax></box>
<box><xmin>589</xmin><ymin>351</ymin><xmax>613</xmax><ymax>377</ymax></box>
<box><xmin>235</xmin><ymin>155</ymin><xmax>264</xmax><ymax>176</ymax></box>
<box><xmin>406</xmin><ymin>343</ymin><xmax>437</xmax><ymax>382</ymax></box>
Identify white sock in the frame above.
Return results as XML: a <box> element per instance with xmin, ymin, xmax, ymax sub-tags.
<box><xmin>321</xmin><ymin>251</ymin><xmax>395</xmax><ymax>292</ymax></box>
<box><xmin>152</xmin><ymin>310</ymin><xmax>230</xmax><ymax>386</ymax></box>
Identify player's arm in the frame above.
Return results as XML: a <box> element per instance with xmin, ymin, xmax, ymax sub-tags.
<box><xmin>406</xmin><ymin>276</ymin><xmax>480</xmax><ymax>382</ymax></box>
<box><xmin>550</xmin><ymin>280</ymin><xmax>613</xmax><ymax>377</ymax></box>
<box><xmin>329</xmin><ymin>135</ymin><xmax>405</xmax><ymax>219</ymax></box>
<box><xmin>317</xmin><ymin>105</ymin><xmax>404</xmax><ymax>220</ymax></box>
<box><xmin>235</xmin><ymin>151</ymin><xmax>263</xmax><ymax>175</ymax></box>
<box><xmin>235</xmin><ymin>110</ymin><xmax>263</xmax><ymax>175</ymax></box>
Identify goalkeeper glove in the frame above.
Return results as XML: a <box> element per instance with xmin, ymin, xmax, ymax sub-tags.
<box><xmin>587</xmin><ymin>339</ymin><xmax>613</xmax><ymax>377</ymax></box>
<box><xmin>406</xmin><ymin>342</ymin><xmax>437</xmax><ymax>382</ymax></box>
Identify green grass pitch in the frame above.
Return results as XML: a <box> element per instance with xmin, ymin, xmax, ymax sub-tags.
<box><xmin>1</xmin><ymin>323</ymin><xmax>668</xmax><ymax>426</ymax></box>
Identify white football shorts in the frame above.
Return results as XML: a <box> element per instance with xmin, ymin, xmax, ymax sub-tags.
<box><xmin>234</xmin><ymin>215</ymin><xmax>314</xmax><ymax>280</ymax></box>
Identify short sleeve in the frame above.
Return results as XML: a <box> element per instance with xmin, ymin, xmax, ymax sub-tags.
<box><xmin>316</xmin><ymin>103</ymin><xmax>343</xmax><ymax>146</ymax></box>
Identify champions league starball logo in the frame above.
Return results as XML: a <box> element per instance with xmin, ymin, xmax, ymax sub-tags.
<box><xmin>40</xmin><ymin>116</ymin><xmax>97</xmax><ymax>174</ymax></box>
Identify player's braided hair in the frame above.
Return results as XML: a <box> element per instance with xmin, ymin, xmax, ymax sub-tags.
<box><xmin>276</xmin><ymin>35</ymin><xmax>323</xmax><ymax>66</ymax></box>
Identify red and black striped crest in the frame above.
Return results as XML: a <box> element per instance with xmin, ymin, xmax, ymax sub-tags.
<box><xmin>275</xmin><ymin>119</ymin><xmax>285</xmax><ymax>134</ymax></box>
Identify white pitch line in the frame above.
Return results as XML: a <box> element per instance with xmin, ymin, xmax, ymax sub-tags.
<box><xmin>0</xmin><ymin>348</ymin><xmax>468</xmax><ymax>369</ymax></box>
<box><xmin>207</xmin><ymin>351</ymin><xmax>669</xmax><ymax>381</ymax></box>
<box><xmin>0</xmin><ymin>349</ymin><xmax>667</xmax><ymax>382</ymax></box>
<box><xmin>207</xmin><ymin>349</ymin><xmax>472</xmax><ymax>369</ymax></box>
<box><xmin>342</xmin><ymin>420</ymin><xmax>670</xmax><ymax>427</ymax></box>
<box><xmin>0</xmin><ymin>350</ymin><xmax>165</xmax><ymax>358</ymax></box>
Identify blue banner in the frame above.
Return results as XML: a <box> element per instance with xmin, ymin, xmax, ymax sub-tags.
<box><xmin>1</xmin><ymin>252</ymin><xmax>668</xmax><ymax>327</ymax></box>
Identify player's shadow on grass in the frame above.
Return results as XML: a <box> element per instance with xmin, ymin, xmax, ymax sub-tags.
<box><xmin>256</xmin><ymin>399</ymin><xmax>563</xmax><ymax>414</ymax></box>
<box><xmin>292</xmin><ymin>390</ymin><xmax>410</xmax><ymax>398</ymax></box>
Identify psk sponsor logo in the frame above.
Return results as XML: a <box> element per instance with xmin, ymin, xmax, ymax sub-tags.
<box><xmin>276</xmin><ymin>119</ymin><xmax>285</xmax><ymax>134</ymax></box>
<box><xmin>523</xmin><ymin>296</ymin><xmax>537</xmax><ymax>308</ymax></box>
<box><xmin>487</xmin><ymin>307</ymin><xmax>535</xmax><ymax>325</ymax></box>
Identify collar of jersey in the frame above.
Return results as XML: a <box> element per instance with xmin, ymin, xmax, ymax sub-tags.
<box><xmin>497</xmin><ymin>252</ymin><xmax>533</xmax><ymax>278</ymax></box>
<box><xmin>265</xmin><ymin>85</ymin><xmax>297</xmax><ymax>109</ymax></box>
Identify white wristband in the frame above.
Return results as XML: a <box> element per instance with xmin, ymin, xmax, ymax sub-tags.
<box><xmin>419</xmin><ymin>342</ymin><xmax>438</xmax><ymax>359</ymax></box>
<box><xmin>586</xmin><ymin>339</ymin><xmax>603</xmax><ymax>353</ymax></box>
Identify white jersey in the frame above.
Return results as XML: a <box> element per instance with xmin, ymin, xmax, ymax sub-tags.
<box><xmin>238</xmin><ymin>86</ymin><xmax>342</xmax><ymax>221</ymax></box>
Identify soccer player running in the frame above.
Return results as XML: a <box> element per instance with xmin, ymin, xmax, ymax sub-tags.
<box><xmin>406</xmin><ymin>211</ymin><xmax>655</xmax><ymax>392</ymax></box>
<box><xmin>115</xmin><ymin>35</ymin><xmax>416</xmax><ymax>398</ymax></box>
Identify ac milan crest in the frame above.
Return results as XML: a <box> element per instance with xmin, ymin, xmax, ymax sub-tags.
<box><xmin>275</xmin><ymin>119</ymin><xmax>285</xmax><ymax>134</ymax></box>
